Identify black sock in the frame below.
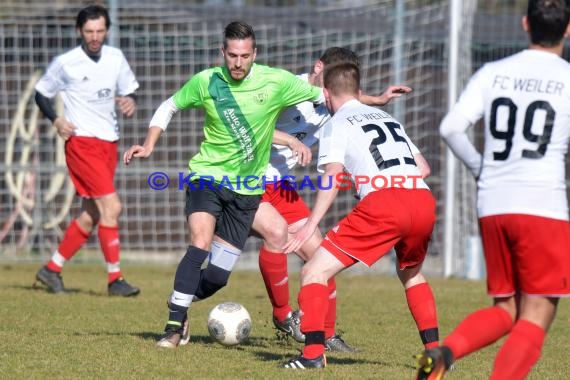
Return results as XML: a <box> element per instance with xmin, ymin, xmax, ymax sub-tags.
<box><xmin>167</xmin><ymin>246</ymin><xmax>209</xmax><ymax>325</ymax></box>
<box><xmin>195</xmin><ymin>264</ymin><xmax>231</xmax><ymax>300</ymax></box>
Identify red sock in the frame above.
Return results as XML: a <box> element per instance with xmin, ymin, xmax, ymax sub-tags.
<box><xmin>46</xmin><ymin>219</ymin><xmax>90</xmax><ymax>272</ymax></box>
<box><xmin>298</xmin><ymin>283</ymin><xmax>329</xmax><ymax>359</ymax></box>
<box><xmin>98</xmin><ymin>224</ymin><xmax>122</xmax><ymax>283</ymax></box>
<box><xmin>405</xmin><ymin>283</ymin><xmax>439</xmax><ymax>348</ymax></box>
<box><xmin>324</xmin><ymin>277</ymin><xmax>337</xmax><ymax>339</ymax></box>
<box><xmin>258</xmin><ymin>246</ymin><xmax>291</xmax><ymax>322</ymax></box>
<box><xmin>444</xmin><ymin>306</ymin><xmax>513</xmax><ymax>361</ymax></box>
<box><xmin>490</xmin><ymin>320</ymin><xmax>545</xmax><ymax>380</ymax></box>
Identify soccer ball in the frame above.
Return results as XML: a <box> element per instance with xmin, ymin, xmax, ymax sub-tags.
<box><xmin>207</xmin><ymin>301</ymin><xmax>252</xmax><ymax>346</ymax></box>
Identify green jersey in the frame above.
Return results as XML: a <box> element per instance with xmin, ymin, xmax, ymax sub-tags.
<box><xmin>173</xmin><ymin>63</ymin><xmax>322</xmax><ymax>195</ymax></box>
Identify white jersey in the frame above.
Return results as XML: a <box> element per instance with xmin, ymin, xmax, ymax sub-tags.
<box><xmin>265</xmin><ymin>74</ymin><xmax>330</xmax><ymax>179</ymax></box>
<box><xmin>318</xmin><ymin>99</ymin><xmax>428</xmax><ymax>200</ymax></box>
<box><xmin>35</xmin><ymin>45</ymin><xmax>139</xmax><ymax>142</ymax></box>
<box><xmin>449</xmin><ymin>49</ymin><xmax>570</xmax><ymax>220</ymax></box>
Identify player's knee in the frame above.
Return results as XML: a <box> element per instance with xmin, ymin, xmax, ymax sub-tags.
<box><xmin>195</xmin><ymin>266</ymin><xmax>231</xmax><ymax>299</ymax></box>
<box><xmin>300</xmin><ymin>264</ymin><xmax>328</xmax><ymax>285</ymax></box>
<box><xmin>494</xmin><ymin>297</ymin><xmax>518</xmax><ymax>321</ymax></box>
<box><xmin>98</xmin><ymin>200</ymin><xmax>122</xmax><ymax>222</ymax></box>
<box><xmin>107</xmin><ymin>201</ymin><xmax>122</xmax><ymax>219</ymax></box>
<box><xmin>77</xmin><ymin>214</ymin><xmax>96</xmax><ymax>233</ymax></box>
<box><xmin>261</xmin><ymin>223</ymin><xmax>288</xmax><ymax>250</ymax></box>
<box><xmin>189</xmin><ymin>236</ymin><xmax>213</xmax><ymax>251</ymax></box>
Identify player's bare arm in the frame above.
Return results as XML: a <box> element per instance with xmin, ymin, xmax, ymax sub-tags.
<box><xmin>283</xmin><ymin>162</ymin><xmax>343</xmax><ymax>254</ymax></box>
<box><xmin>272</xmin><ymin>129</ymin><xmax>312</xmax><ymax>166</ymax></box>
<box><xmin>123</xmin><ymin>126</ymin><xmax>163</xmax><ymax>164</ymax></box>
<box><xmin>125</xmin><ymin>96</ymin><xmax>179</xmax><ymax>164</ymax></box>
<box><xmin>413</xmin><ymin>152</ymin><xmax>431</xmax><ymax>179</ymax></box>
<box><xmin>116</xmin><ymin>95</ymin><xmax>137</xmax><ymax>117</ymax></box>
<box><xmin>361</xmin><ymin>84</ymin><xmax>412</xmax><ymax>106</ymax></box>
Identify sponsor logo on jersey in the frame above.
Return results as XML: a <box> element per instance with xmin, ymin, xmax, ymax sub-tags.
<box><xmin>97</xmin><ymin>88</ymin><xmax>112</xmax><ymax>99</ymax></box>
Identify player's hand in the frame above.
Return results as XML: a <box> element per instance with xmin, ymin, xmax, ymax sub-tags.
<box><xmin>283</xmin><ymin>221</ymin><xmax>316</xmax><ymax>254</ymax></box>
<box><xmin>288</xmin><ymin>139</ymin><xmax>312</xmax><ymax>167</ymax></box>
<box><xmin>53</xmin><ymin>117</ymin><xmax>76</xmax><ymax>141</ymax></box>
<box><xmin>376</xmin><ymin>85</ymin><xmax>412</xmax><ymax>105</ymax></box>
<box><xmin>116</xmin><ymin>96</ymin><xmax>136</xmax><ymax>117</ymax></box>
<box><xmin>123</xmin><ymin>144</ymin><xmax>152</xmax><ymax>165</ymax></box>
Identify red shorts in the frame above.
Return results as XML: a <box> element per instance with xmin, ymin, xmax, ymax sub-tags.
<box><xmin>65</xmin><ymin>136</ymin><xmax>118</xmax><ymax>198</ymax></box>
<box><xmin>322</xmin><ymin>188</ymin><xmax>435</xmax><ymax>268</ymax></box>
<box><xmin>261</xmin><ymin>181</ymin><xmax>310</xmax><ymax>225</ymax></box>
<box><xmin>479</xmin><ymin>214</ymin><xmax>570</xmax><ymax>297</ymax></box>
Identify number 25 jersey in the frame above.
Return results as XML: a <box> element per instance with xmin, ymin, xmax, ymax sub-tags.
<box><xmin>317</xmin><ymin>99</ymin><xmax>428</xmax><ymax>200</ymax></box>
<box><xmin>453</xmin><ymin>49</ymin><xmax>570</xmax><ymax>220</ymax></box>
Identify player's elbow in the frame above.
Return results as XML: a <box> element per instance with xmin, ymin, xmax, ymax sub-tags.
<box><xmin>420</xmin><ymin>163</ymin><xmax>431</xmax><ymax>179</ymax></box>
<box><xmin>438</xmin><ymin>113</ymin><xmax>455</xmax><ymax>139</ymax></box>
<box><xmin>439</xmin><ymin>110</ymin><xmax>471</xmax><ymax>140</ymax></box>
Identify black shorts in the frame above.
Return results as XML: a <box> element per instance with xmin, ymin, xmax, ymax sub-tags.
<box><xmin>185</xmin><ymin>183</ymin><xmax>261</xmax><ymax>250</ymax></box>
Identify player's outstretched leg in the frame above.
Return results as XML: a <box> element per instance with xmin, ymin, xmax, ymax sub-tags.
<box><xmin>322</xmin><ymin>277</ymin><xmax>357</xmax><ymax>352</ymax></box>
<box><xmin>34</xmin><ymin>219</ymin><xmax>90</xmax><ymax>294</ymax></box>
<box><xmin>281</xmin><ymin>283</ymin><xmax>329</xmax><ymax>369</ymax></box>
<box><xmin>156</xmin><ymin>246</ymin><xmax>209</xmax><ymax>348</ymax></box>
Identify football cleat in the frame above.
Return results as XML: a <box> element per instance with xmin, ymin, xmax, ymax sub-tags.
<box><xmin>325</xmin><ymin>334</ymin><xmax>358</xmax><ymax>352</ymax></box>
<box><xmin>415</xmin><ymin>347</ymin><xmax>453</xmax><ymax>380</ymax></box>
<box><xmin>35</xmin><ymin>266</ymin><xmax>66</xmax><ymax>294</ymax></box>
<box><xmin>156</xmin><ymin>324</ymin><xmax>184</xmax><ymax>348</ymax></box>
<box><xmin>280</xmin><ymin>354</ymin><xmax>326</xmax><ymax>369</ymax></box>
<box><xmin>273</xmin><ymin>310</ymin><xmax>305</xmax><ymax>343</ymax></box>
<box><xmin>166</xmin><ymin>300</ymin><xmax>190</xmax><ymax>346</ymax></box>
<box><xmin>179</xmin><ymin>315</ymin><xmax>190</xmax><ymax>345</ymax></box>
<box><xmin>108</xmin><ymin>277</ymin><xmax>140</xmax><ymax>297</ymax></box>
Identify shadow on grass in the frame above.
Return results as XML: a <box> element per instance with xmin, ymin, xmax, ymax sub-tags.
<box><xmin>20</xmin><ymin>283</ymin><xmax>141</xmax><ymax>298</ymax></box>
<box><xmin>130</xmin><ymin>332</ymin><xmax>218</xmax><ymax>344</ymax></box>
<box><xmin>130</xmin><ymin>332</ymin><xmax>284</xmax><ymax>349</ymax></box>
<box><xmin>253</xmin><ymin>348</ymin><xmax>416</xmax><ymax>370</ymax></box>
<box><xmin>15</xmin><ymin>283</ymin><xmax>84</xmax><ymax>295</ymax></box>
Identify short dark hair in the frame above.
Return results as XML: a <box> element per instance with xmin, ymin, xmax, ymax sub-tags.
<box><xmin>223</xmin><ymin>21</ymin><xmax>256</xmax><ymax>49</ymax></box>
<box><xmin>319</xmin><ymin>47</ymin><xmax>360</xmax><ymax>68</ymax></box>
<box><xmin>527</xmin><ymin>0</ymin><xmax>570</xmax><ymax>47</ymax></box>
<box><xmin>324</xmin><ymin>62</ymin><xmax>360</xmax><ymax>97</ymax></box>
<box><xmin>76</xmin><ymin>4</ymin><xmax>111</xmax><ymax>30</ymax></box>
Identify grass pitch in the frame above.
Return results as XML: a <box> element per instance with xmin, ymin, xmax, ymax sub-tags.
<box><xmin>0</xmin><ymin>262</ymin><xmax>568</xmax><ymax>379</ymax></box>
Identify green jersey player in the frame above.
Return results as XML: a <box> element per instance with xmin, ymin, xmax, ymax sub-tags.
<box><xmin>124</xmin><ymin>21</ymin><xmax>322</xmax><ymax>348</ymax></box>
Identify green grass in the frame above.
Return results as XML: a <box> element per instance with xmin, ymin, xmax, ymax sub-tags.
<box><xmin>0</xmin><ymin>263</ymin><xmax>568</xmax><ymax>379</ymax></box>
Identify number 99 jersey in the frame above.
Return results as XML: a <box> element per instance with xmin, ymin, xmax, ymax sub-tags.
<box><xmin>317</xmin><ymin>99</ymin><xmax>428</xmax><ymax>200</ymax></box>
<box><xmin>452</xmin><ymin>49</ymin><xmax>570</xmax><ymax>220</ymax></box>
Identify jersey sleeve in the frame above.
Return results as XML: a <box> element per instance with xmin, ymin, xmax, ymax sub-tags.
<box><xmin>406</xmin><ymin>136</ymin><xmax>420</xmax><ymax>155</ymax></box>
<box><xmin>317</xmin><ymin>120</ymin><xmax>347</xmax><ymax>173</ymax></box>
<box><xmin>279</xmin><ymin>70</ymin><xmax>323</xmax><ymax>108</ymax></box>
<box><xmin>116</xmin><ymin>51</ymin><xmax>139</xmax><ymax>96</ymax></box>
<box><xmin>439</xmin><ymin>109</ymin><xmax>482</xmax><ymax>177</ymax></box>
<box><xmin>453</xmin><ymin>65</ymin><xmax>487</xmax><ymax>123</ymax></box>
<box><xmin>172</xmin><ymin>71</ymin><xmax>208</xmax><ymax>109</ymax></box>
<box><xmin>35</xmin><ymin>57</ymin><xmax>64</xmax><ymax>98</ymax></box>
